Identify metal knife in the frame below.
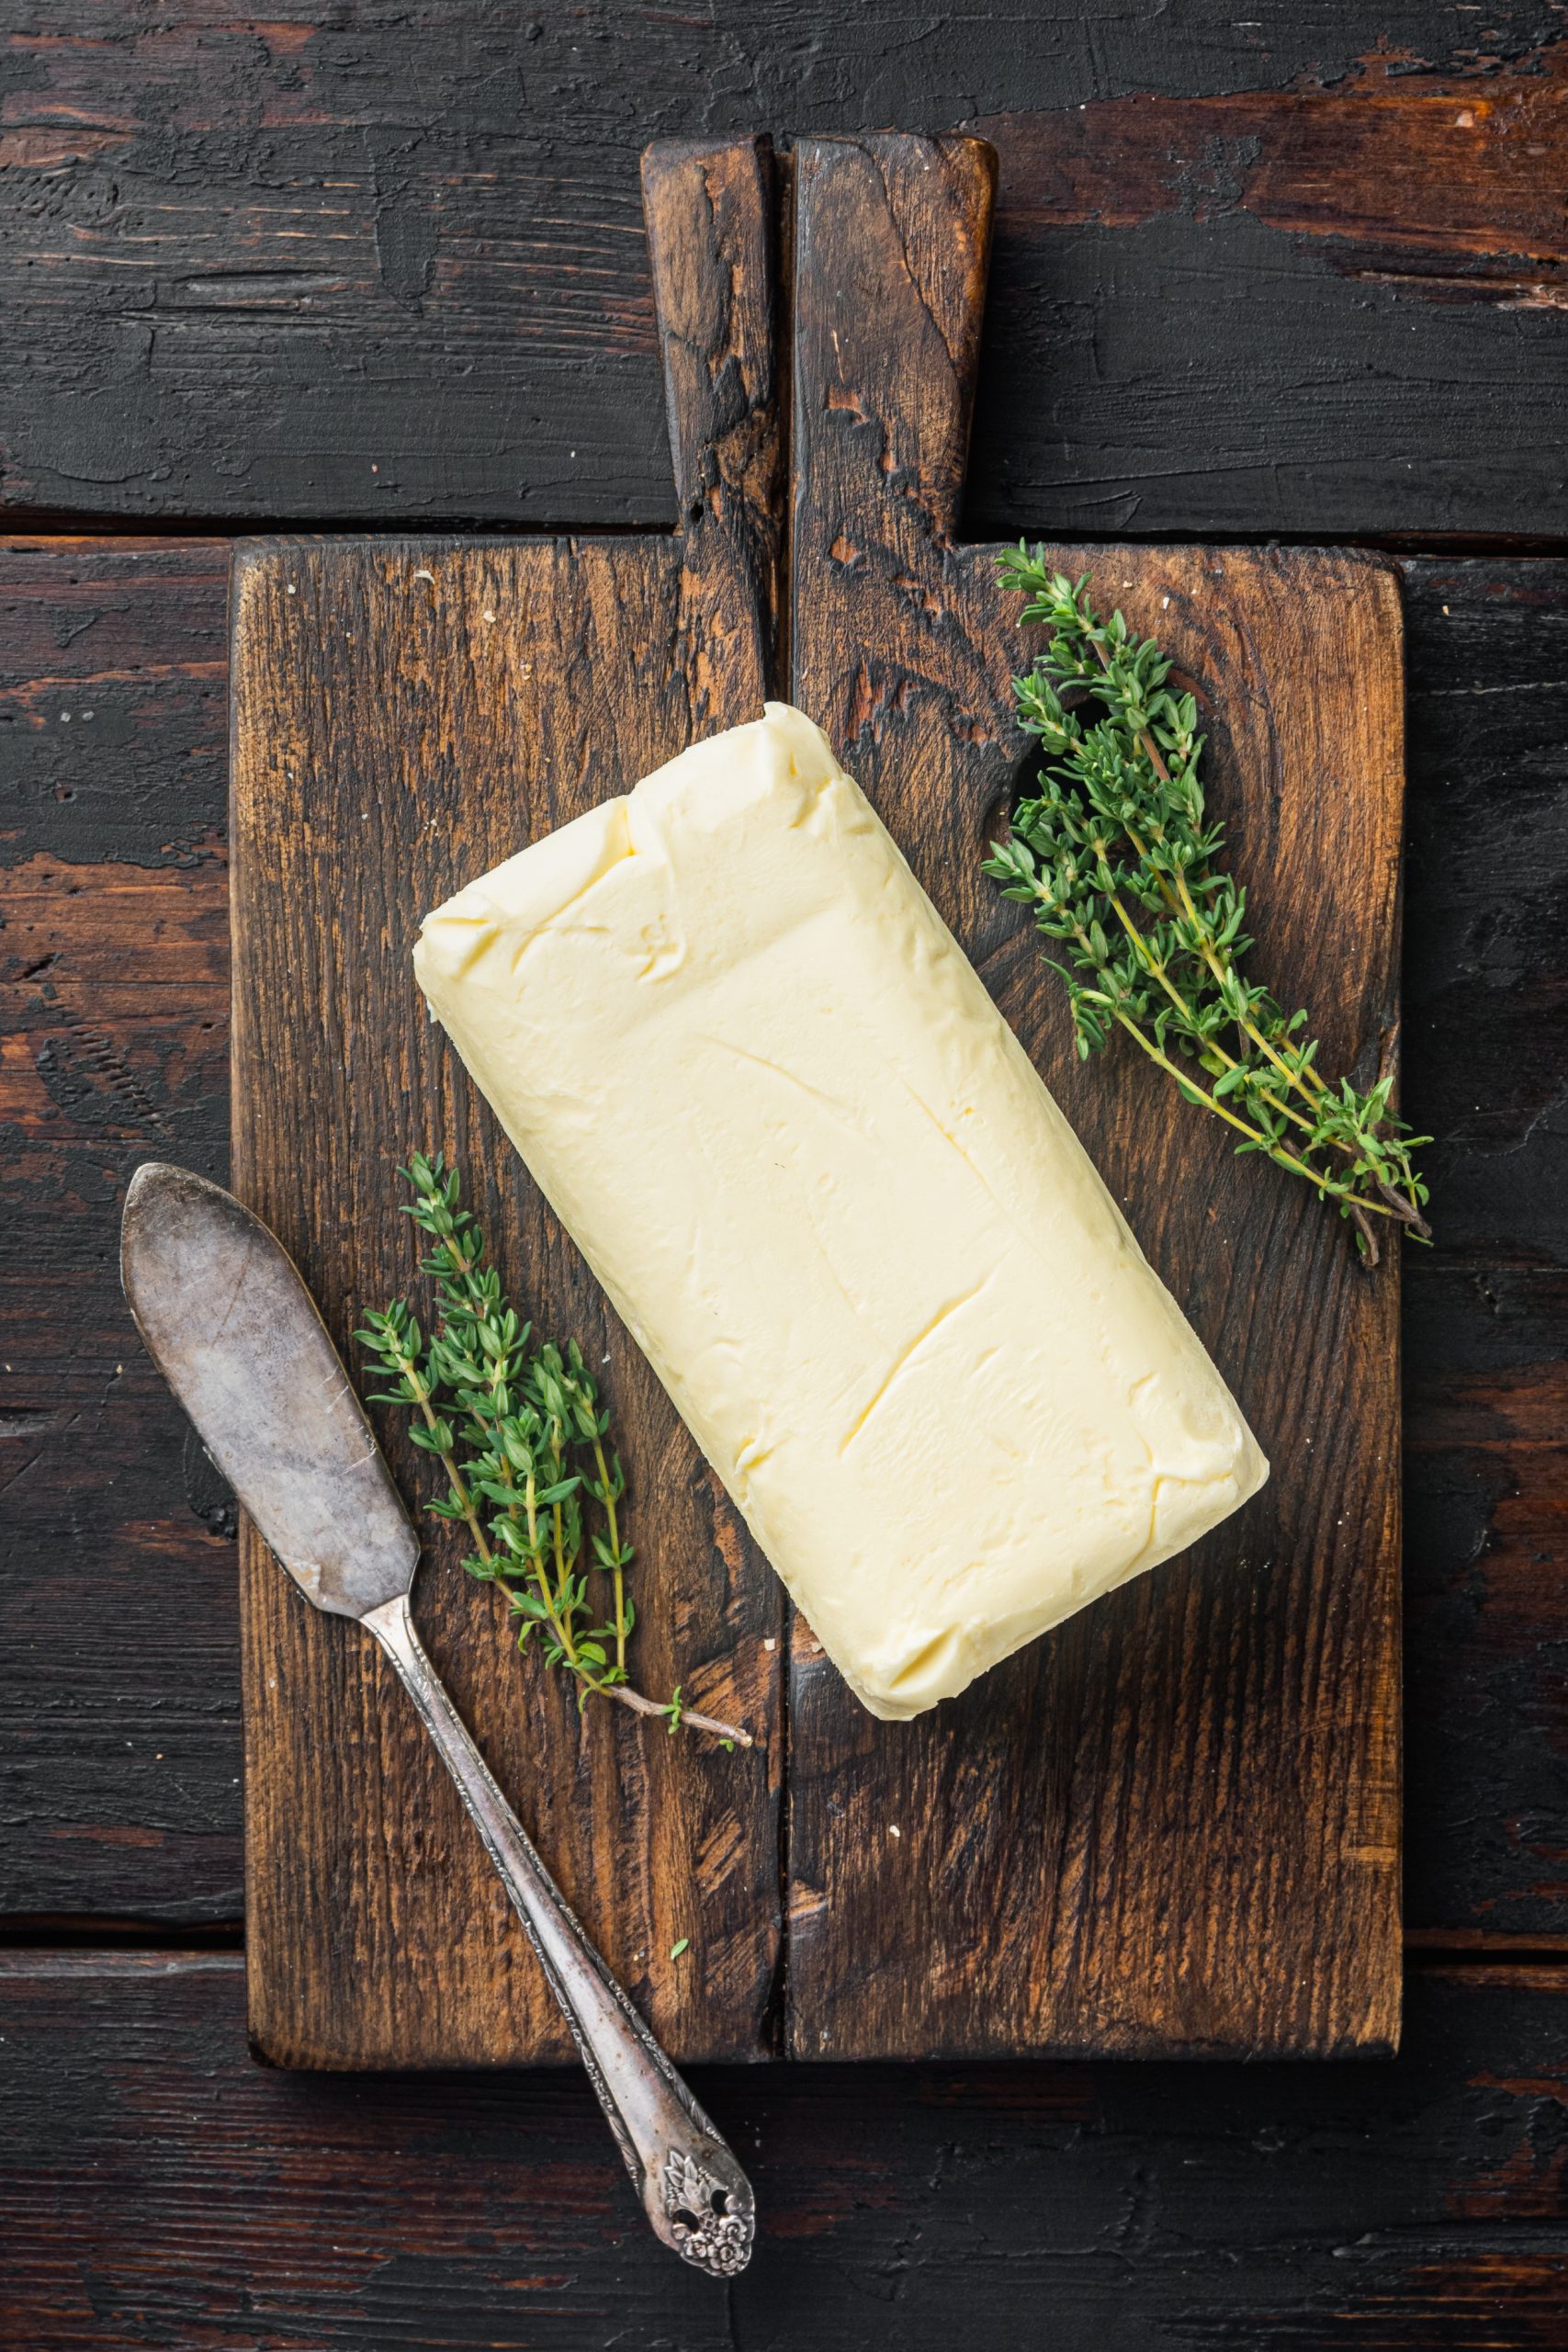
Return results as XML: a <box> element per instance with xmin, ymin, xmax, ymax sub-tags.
<box><xmin>120</xmin><ymin>1160</ymin><xmax>754</xmax><ymax>2278</ymax></box>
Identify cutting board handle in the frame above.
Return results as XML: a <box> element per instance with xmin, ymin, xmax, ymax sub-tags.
<box><xmin>792</xmin><ymin>135</ymin><xmax>997</xmax><ymax>554</ymax></box>
<box><xmin>641</xmin><ymin>136</ymin><xmax>784</xmax><ymax>667</ymax></box>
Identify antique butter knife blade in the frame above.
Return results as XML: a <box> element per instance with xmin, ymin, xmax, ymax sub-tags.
<box><xmin>121</xmin><ymin>1159</ymin><xmax>418</xmax><ymax>1618</ymax></box>
<box><xmin>120</xmin><ymin>1160</ymin><xmax>755</xmax><ymax>2278</ymax></box>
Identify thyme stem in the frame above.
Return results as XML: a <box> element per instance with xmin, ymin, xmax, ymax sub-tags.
<box><xmin>594</xmin><ymin>1436</ymin><xmax>628</xmax><ymax>1682</ymax></box>
<box><xmin>383</xmin><ymin>1332</ymin><xmax>493</xmax><ymax>1567</ymax></box>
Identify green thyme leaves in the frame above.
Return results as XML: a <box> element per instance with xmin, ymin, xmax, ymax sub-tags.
<box><xmin>987</xmin><ymin>552</ymin><xmax>1430</xmax><ymax>1262</ymax></box>
<box><xmin>357</xmin><ymin>1155</ymin><xmax>750</xmax><ymax>1746</ymax></box>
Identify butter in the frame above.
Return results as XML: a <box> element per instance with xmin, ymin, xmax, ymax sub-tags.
<box><xmin>414</xmin><ymin>704</ymin><xmax>1268</xmax><ymax>1719</ymax></box>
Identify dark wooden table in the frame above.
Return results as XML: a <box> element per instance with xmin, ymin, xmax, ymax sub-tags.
<box><xmin>3</xmin><ymin>7</ymin><xmax>1565</xmax><ymax>2345</ymax></box>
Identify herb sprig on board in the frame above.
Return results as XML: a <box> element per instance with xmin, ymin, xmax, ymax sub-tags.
<box><xmin>358</xmin><ymin>1155</ymin><xmax>750</xmax><ymax>1747</ymax></box>
<box><xmin>985</xmin><ymin>552</ymin><xmax>1430</xmax><ymax>1262</ymax></box>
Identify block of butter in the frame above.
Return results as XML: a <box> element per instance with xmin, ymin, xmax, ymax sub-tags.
<box><xmin>414</xmin><ymin>704</ymin><xmax>1268</xmax><ymax>1719</ymax></box>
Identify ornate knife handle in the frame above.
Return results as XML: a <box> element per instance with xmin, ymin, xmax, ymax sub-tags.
<box><xmin>364</xmin><ymin>1593</ymin><xmax>755</xmax><ymax>2276</ymax></box>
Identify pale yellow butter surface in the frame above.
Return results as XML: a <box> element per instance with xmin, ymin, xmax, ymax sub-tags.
<box><xmin>413</xmin><ymin>704</ymin><xmax>1268</xmax><ymax>1719</ymax></box>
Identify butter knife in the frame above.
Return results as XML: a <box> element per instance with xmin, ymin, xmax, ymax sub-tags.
<box><xmin>120</xmin><ymin>1160</ymin><xmax>754</xmax><ymax>2278</ymax></box>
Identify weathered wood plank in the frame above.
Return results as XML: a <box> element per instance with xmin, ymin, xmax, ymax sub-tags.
<box><xmin>641</xmin><ymin>137</ymin><xmax>783</xmax><ymax>695</ymax></box>
<box><xmin>0</xmin><ymin>537</ymin><xmax>239</xmax><ymax>1925</ymax></box>
<box><xmin>228</xmin><ymin>141</ymin><xmax>785</xmax><ymax>2065</ymax></box>
<box><xmin>1402</xmin><ymin>561</ymin><xmax>1568</xmax><ymax>1265</ymax></box>
<box><xmin>784</xmin><ymin>132</ymin><xmax>1405</xmax><ymax>2059</ymax></box>
<box><xmin>1401</xmin><ymin>557</ymin><xmax>1568</xmax><ymax>1938</ymax></box>
<box><xmin>2</xmin><ymin>14</ymin><xmax>1563</xmax><ymax>537</ymax></box>
<box><xmin>2</xmin><ymin>1951</ymin><xmax>1565</xmax><ymax>2348</ymax></box>
<box><xmin>964</xmin><ymin>42</ymin><xmax>1568</xmax><ymax>541</ymax></box>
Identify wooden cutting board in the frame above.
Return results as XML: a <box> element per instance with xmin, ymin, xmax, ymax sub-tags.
<box><xmin>231</xmin><ymin>133</ymin><xmax>1402</xmax><ymax>2068</ymax></box>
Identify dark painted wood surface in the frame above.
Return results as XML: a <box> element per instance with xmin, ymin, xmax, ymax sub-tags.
<box><xmin>1400</xmin><ymin>562</ymin><xmax>1568</xmax><ymax>1946</ymax></box>
<box><xmin>0</xmin><ymin>537</ymin><xmax>239</xmax><ymax>1927</ymax></box>
<box><xmin>229</xmin><ymin>140</ymin><xmax>784</xmax><ymax>2067</ymax></box>
<box><xmin>3</xmin><ymin>1952</ymin><xmax>1566</xmax><ymax>2348</ymax></box>
<box><xmin>0</xmin><ymin>9</ymin><xmax>1565</xmax><ymax>2330</ymax></box>
<box><xmin>966</xmin><ymin>40</ymin><xmax>1568</xmax><ymax>542</ymax></box>
<box><xmin>4</xmin><ymin>548</ymin><xmax>1564</xmax><ymax>1954</ymax></box>
<box><xmin>2</xmin><ymin>8</ymin><xmax>1563</xmax><ymax>537</ymax></box>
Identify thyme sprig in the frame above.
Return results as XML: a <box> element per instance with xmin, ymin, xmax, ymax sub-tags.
<box><xmin>357</xmin><ymin>1154</ymin><xmax>750</xmax><ymax>1747</ymax></box>
<box><xmin>986</xmin><ymin>552</ymin><xmax>1431</xmax><ymax>1262</ymax></box>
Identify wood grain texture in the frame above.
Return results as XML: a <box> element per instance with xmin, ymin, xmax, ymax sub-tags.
<box><xmin>971</xmin><ymin>48</ymin><xmax>1568</xmax><ymax>274</ymax></box>
<box><xmin>4</xmin><ymin>1951</ymin><xmax>1568</xmax><ymax>2350</ymax></box>
<box><xmin>2</xmin><ymin>7</ymin><xmax>1564</xmax><ymax>538</ymax></box>
<box><xmin>962</xmin><ymin>40</ymin><xmax>1568</xmax><ymax>541</ymax></box>
<box><xmin>785</xmin><ymin>134</ymin><xmax>1404</xmax><ymax>2057</ymax></box>
<box><xmin>0</xmin><ymin>537</ymin><xmax>242</xmax><ymax>1926</ymax></box>
<box><xmin>641</xmin><ymin>137</ymin><xmax>782</xmax><ymax>697</ymax></box>
<box><xmin>1401</xmin><ymin>561</ymin><xmax>1568</xmax><ymax>1941</ymax></box>
<box><xmin>0</xmin><ymin>15</ymin><xmax>1562</xmax><ymax>2336</ymax></box>
<box><xmin>1</xmin><ymin>618</ymin><xmax>1563</xmax><ymax>1957</ymax></box>
<box><xmin>229</xmin><ymin>141</ymin><xmax>784</xmax><ymax>2066</ymax></box>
